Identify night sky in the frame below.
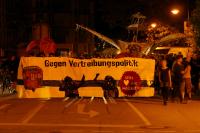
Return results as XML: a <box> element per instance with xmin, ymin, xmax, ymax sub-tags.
<box><xmin>1</xmin><ymin>0</ymin><xmax>196</xmax><ymax>47</ymax></box>
<box><xmin>94</xmin><ymin>0</ymin><xmax>195</xmax><ymax>39</ymax></box>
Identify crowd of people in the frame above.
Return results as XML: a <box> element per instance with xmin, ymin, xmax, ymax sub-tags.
<box><xmin>0</xmin><ymin>55</ymin><xmax>19</xmax><ymax>94</ymax></box>
<box><xmin>155</xmin><ymin>53</ymin><xmax>200</xmax><ymax>105</ymax></box>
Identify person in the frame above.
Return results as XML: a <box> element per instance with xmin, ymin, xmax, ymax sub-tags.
<box><xmin>158</xmin><ymin>59</ymin><xmax>172</xmax><ymax>105</ymax></box>
<box><xmin>2</xmin><ymin>67</ymin><xmax>11</xmax><ymax>94</ymax></box>
<box><xmin>191</xmin><ymin>53</ymin><xmax>200</xmax><ymax>95</ymax></box>
<box><xmin>172</xmin><ymin>55</ymin><xmax>184</xmax><ymax>103</ymax></box>
<box><xmin>59</xmin><ymin>75</ymin><xmax>85</xmax><ymax>98</ymax></box>
<box><xmin>8</xmin><ymin>55</ymin><xmax>19</xmax><ymax>82</ymax></box>
<box><xmin>181</xmin><ymin>61</ymin><xmax>192</xmax><ymax>101</ymax></box>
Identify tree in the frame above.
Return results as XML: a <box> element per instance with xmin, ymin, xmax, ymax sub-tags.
<box><xmin>145</xmin><ymin>22</ymin><xmax>177</xmax><ymax>42</ymax></box>
<box><xmin>191</xmin><ymin>0</ymin><xmax>200</xmax><ymax>47</ymax></box>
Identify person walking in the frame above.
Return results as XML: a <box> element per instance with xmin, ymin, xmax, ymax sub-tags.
<box><xmin>172</xmin><ymin>55</ymin><xmax>184</xmax><ymax>103</ymax></box>
<box><xmin>159</xmin><ymin>59</ymin><xmax>172</xmax><ymax>105</ymax></box>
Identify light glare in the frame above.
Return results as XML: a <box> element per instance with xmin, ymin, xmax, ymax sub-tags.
<box><xmin>171</xmin><ymin>9</ymin><xmax>179</xmax><ymax>15</ymax></box>
<box><xmin>151</xmin><ymin>23</ymin><xmax>157</xmax><ymax>28</ymax></box>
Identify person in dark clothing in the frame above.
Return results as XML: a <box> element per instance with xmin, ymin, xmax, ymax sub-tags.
<box><xmin>191</xmin><ymin>54</ymin><xmax>200</xmax><ymax>95</ymax></box>
<box><xmin>9</xmin><ymin>55</ymin><xmax>19</xmax><ymax>82</ymax></box>
<box><xmin>166</xmin><ymin>54</ymin><xmax>175</xmax><ymax>70</ymax></box>
<box><xmin>159</xmin><ymin>59</ymin><xmax>172</xmax><ymax>105</ymax></box>
<box><xmin>59</xmin><ymin>75</ymin><xmax>85</xmax><ymax>97</ymax></box>
<box><xmin>172</xmin><ymin>55</ymin><xmax>184</xmax><ymax>103</ymax></box>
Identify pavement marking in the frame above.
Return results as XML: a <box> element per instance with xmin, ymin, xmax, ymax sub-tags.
<box><xmin>0</xmin><ymin>104</ymin><xmax>10</xmax><ymax>110</ymax></box>
<box><xmin>60</xmin><ymin>130</ymin><xmax>82</xmax><ymax>133</ymax></box>
<box><xmin>74</xmin><ymin>97</ymin><xmax>84</xmax><ymax>105</ymax></box>
<box><xmin>184</xmin><ymin>130</ymin><xmax>200</xmax><ymax>133</ymax></box>
<box><xmin>92</xmin><ymin>131</ymin><xmax>113</xmax><ymax>133</ymax></box>
<box><xmin>124</xmin><ymin>98</ymin><xmax>151</xmax><ymax>126</ymax></box>
<box><xmin>77</xmin><ymin>103</ymin><xmax>99</xmax><ymax>118</ymax></box>
<box><xmin>64</xmin><ymin>98</ymin><xmax>78</xmax><ymax>108</ymax></box>
<box><xmin>108</xmin><ymin>97</ymin><xmax>117</xmax><ymax>104</ymax></box>
<box><xmin>62</xmin><ymin>98</ymin><xmax>79</xmax><ymax>113</ymax></box>
<box><xmin>154</xmin><ymin>131</ymin><xmax>176</xmax><ymax>133</ymax></box>
<box><xmin>21</xmin><ymin>102</ymin><xmax>46</xmax><ymax>124</ymax></box>
<box><xmin>123</xmin><ymin>131</ymin><xmax>145</xmax><ymax>133</ymax></box>
<box><xmin>62</xmin><ymin>97</ymin><xmax>70</xmax><ymax>102</ymax></box>
<box><xmin>102</xmin><ymin>97</ymin><xmax>108</xmax><ymax>104</ymax></box>
<box><xmin>0</xmin><ymin>123</ymin><xmax>141</xmax><ymax>128</ymax></box>
<box><xmin>90</xmin><ymin>96</ymin><xmax>94</xmax><ymax>102</ymax></box>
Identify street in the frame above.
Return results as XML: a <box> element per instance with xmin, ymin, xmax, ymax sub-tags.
<box><xmin>0</xmin><ymin>96</ymin><xmax>200</xmax><ymax>133</ymax></box>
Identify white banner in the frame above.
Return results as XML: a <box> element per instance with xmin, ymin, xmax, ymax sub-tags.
<box><xmin>17</xmin><ymin>57</ymin><xmax>155</xmax><ymax>98</ymax></box>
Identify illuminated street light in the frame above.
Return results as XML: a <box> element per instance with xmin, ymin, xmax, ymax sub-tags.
<box><xmin>151</xmin><ymin>23</ymin><xmax>157</xmax><ymax>28</ymax></box>
<box><xmin>171</xmin><ymin>9</ymin><xmax>180</xmax><ymax>15</ymax></box>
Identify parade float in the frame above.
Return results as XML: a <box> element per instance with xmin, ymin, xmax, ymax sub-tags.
<box><xmin>16</xmin><ymin>22</ymin><xmax>155</xmax><ymax>98</ymax></box>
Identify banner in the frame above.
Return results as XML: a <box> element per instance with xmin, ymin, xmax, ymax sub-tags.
<box><xmin>17</xmin><ymin>57</ymin><xmax>155</xmax><ymax>98</ymax></box>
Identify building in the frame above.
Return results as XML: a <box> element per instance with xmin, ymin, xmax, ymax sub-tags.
<box><xmin>0</xmin><ymin>0</ymin><xmax>95</xmax><ymax>56</ymax></box>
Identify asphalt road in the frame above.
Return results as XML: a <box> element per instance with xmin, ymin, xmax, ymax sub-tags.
<box><xmin>0</xmin><ymin>96</ymin><xmax>200</xmax><ymax>133</ymax></box>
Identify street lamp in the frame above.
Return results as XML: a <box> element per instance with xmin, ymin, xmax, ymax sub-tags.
<box><xmin>151</xmin><ymin>23</ymin><xmax>157</xmax><ymax>28</ymax></box>
<box><xmin>171</xmin><ymin>9</ymin><xmax>180</xmax><ymax>15</ymax></box>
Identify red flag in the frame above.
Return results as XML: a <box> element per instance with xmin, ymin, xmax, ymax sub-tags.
<box><xmin>26</xmin><ymin>40</ymin><xmax>40</xmax><ymax>52</ymax></box>
<box><xmin>26</xmin><ymin>37</ymin><xmax>57</xmax><ymax>55</ymax></box>
<box><xmin>39</xmin><ymin>37</ymin><xmax>57</xmax><ymax>54</ymax></box>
